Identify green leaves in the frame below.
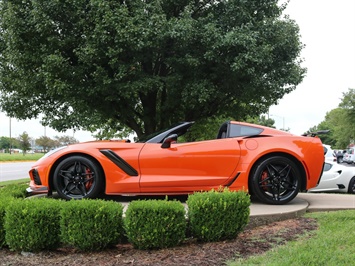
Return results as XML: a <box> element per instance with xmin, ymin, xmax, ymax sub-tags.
<box><xmin>0</xmin><ymin>0</ymin><xmax>306</xmax><ymax>138</ymax></box>
<box><xmin>187</xmin><ymin>189</ymin><xmax>250</xmax><ymax>242</ymax></box>
<box><xmin>124</xmin><ymin>199</ymin><xmax>186</xmax><ymax>249</ymax></box>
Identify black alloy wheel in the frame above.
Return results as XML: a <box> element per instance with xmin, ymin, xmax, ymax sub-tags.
<box><xmin>348</xmin><ymin>177</ymin><xmax>355</xmax><ymax>194</ymax></box>
<box><xmin>53</xmin><ymin>156</ymin><xmax>104</xmax><ymax>200</ymax></box>
<box><xmin>250</xmin><ymin>156</ymin><xmax>301</xmax><ymax>205</ymax></box>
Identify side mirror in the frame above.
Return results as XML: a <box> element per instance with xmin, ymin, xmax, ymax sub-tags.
<box><xmin>161</xmin><ymin>134</ymin><xmax>178</xmax><ymax>149</ymax></box>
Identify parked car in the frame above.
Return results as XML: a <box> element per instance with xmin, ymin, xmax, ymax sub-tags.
<box><xmin>323</xmin><ymin>144</ymin><xmax>337</xmax><ymax>163</ymax></box>
<box><xmin>335</xmin><ymin>149</ymin><xmax>347</xmax><ymax>164</ymax></box>
<box><xmin>27</xmin><ymin>121</ymin><xmax>325</xmax><ymax>205</ymax></box>
<box><xmin>308</xmin><ymin>161</ymin><xmax>355</xmax><ymax>194</ymax></box>
<box><xmin>343</xmin><ymin>147</ymin><xmax>355</xmax><ymax>164</ymax></box>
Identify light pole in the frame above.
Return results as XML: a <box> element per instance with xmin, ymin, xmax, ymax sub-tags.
<box><xmin>270</xmin><ymin>114</ymin><xmax>285</xmax><ymax>130</ymax></box>
<box><xmin>9</xmin><ymin>117</ymin><xmax>12</xmax><ymax>154</ymax></box>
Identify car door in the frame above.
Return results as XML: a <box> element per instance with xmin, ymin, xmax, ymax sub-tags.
<box><xmin>311</xmin><ymin>163</ymin><xmax>339</xmax><ymax>191</ymax></box>
<box><xmin>138</xmin><ymin>138</ymin><xmax>241</xmax><ymax>192</ymax></box>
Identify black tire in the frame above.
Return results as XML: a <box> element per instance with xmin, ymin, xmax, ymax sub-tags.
<box><xmin>53</xmin><ymin>156</ymin><xmax>104</xmax><ymax>200</ymax></box>
<box><xmin>348</xmin><ymin>176</ymin><xmax>355</xmax><ymax>194</ymax></box>
<box><xmin>250</xmin><ymin>156</ymin><xmax>301</xmax><ymax>205</ymax></box>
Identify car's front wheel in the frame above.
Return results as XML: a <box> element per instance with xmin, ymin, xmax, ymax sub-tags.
<box><xmin>250</xmin><ymin>156</ymin><xmax>301</xmax><ymax>205</ymax></box>
<box><xmin>53</xmin><ymin>156</ymin><xmax>104</xmax><ymax>200</ymax></box>
<box><xmin>348</xmin><ymin>176</ymin><xmax>355</xmax><ymax>194</ymax></box>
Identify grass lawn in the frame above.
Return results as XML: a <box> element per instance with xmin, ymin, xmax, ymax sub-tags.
<box><xmin>0</xmin><ymin>153</ymin><xmax>44</xmax><ymax>162</ymax></box>
<box><xmin>228</xmin><ymin>210</ymin><xmax>355</xmax><ymax>265</ymax></box>
<box><xmin>0</xmin><ymin>178</ymin><xmax>29</xmax><ymax>186</ymax></box>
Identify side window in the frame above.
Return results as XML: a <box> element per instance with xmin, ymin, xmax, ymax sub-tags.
<box><xmin>323</xmin><ymin>146</ymin><xmax>328</xmax><ymax>154</ymax></box>
<box><xmin>229</xmin><ymin>124</ymin><xmax>263</xmax><ymax>137</ymax></box>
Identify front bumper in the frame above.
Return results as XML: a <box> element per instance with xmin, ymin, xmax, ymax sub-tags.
<box><xmin>26</xmin><ymin>181</ymin><xmax>48</xmax><ymax>194</ymax></box>
<box><xmin>27</xmin><ymin>168</ymin><xmax>49</xmax><ymax>195</ymax></box>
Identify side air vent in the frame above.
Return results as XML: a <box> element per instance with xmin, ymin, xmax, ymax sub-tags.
<box><xmin>100</xmin><ymin>149</ymin><xmax>138</xmax><ymax>176</ymax></box>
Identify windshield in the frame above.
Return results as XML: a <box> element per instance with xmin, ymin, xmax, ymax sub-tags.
<box><xmin>137</xmin><ymin>122</ymin><xmax>187</xmax><ymax>143</ymax></box>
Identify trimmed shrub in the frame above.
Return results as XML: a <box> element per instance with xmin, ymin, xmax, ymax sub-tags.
<box><xmin>0</xmin><ymin>183</ymin><xmax>28</xmax><ymax>199</ymax></box>
<box><xmin>4</xmin><ymin>198</ymin><xmax>62</xmax><ymax>251</ymax></box>
<box><xmin>0</xmin><ymin>183</ymin><xmax>28</xmax><ymax>248</ymax></box>
<box><xmin>124</xmin><ymin>199</ymin><xmax>186</xmax><ymax>250</ymax></box>
<box><xmin>60</xmin><ymin>199</ymin><xmax>124</xmax><ymax>251</ymax></box>
<box><xmin>0</xmin><ymin>197</ymin><xmax>9</xmax><ymax>248</ymax></box>
<box><xmin>187</xmin><ymin>189</ymin><xmax>250</xmax><ymax>242</ymax></box>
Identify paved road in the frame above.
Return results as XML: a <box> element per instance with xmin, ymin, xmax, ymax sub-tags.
<box><xmin>0</xmin><ymin>162</ymin><xmax>34</xmax><ymax>182</ymax></box>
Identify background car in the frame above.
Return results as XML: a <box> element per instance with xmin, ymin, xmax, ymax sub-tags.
<box><xmin>343</xmin><ymin>147</ymin><xmax>355</xmax><ymax>164</ymax></box>
<box><xmin>335</xmin><ymin>149</ymin><xmax>347</xmax><ymax>164</ymax></box>
<box><xmin>308</xmin><ymin>161</ymin><xmax>355</xmax><ymax>194</ymax></box>
<box><xmin>27</xmin><ymin>121</ymin><xmax>325</xmax><ymax>205</ymax></box>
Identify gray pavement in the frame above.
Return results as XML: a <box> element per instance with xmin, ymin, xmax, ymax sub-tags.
<box><xmin>248</xmin><ymin>192</ymin><xmax>355</xmax><ymax>228</ymax></box>
<box><xmin>297</xmin><ymin>192</ymin><xmax>355</xmax><ymax>212</ymax></box>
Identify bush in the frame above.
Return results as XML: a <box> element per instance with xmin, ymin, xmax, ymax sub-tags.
<box><xmin>60</xmin><ymin>199</ymin><xmax>124</xmax><ymax>251</ymax></box>
<box><xmin>0</xmin><ymin>183</ymin><xmax>28</xmax><ymax>248</ymax></box>
<box><xmin>187</xmin><ymin>189</ymin><xmax>250</xmax><ymax>242</ymax></box>
<box><xmin>4</xmin><ymin>198</ymin><xmax>62</xmax><ymax>251</ymax></box>
<box><xmin>124</xmin><ymin>199</ymin><xmax>186</xmax><ymax>250</ymax></box>
<box><xmin>0</xmin><ymin>198</ymin><xmax>9</xmax><ymax>248</ymax></box>
<box><xmin>0</xmin><ymin>183</ymin><xmax>28</xmax><ymax>199</ymax></box>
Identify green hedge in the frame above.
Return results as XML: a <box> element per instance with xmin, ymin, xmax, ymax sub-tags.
<box><xmin>0</xmin><ymin>184</ymin><xmax>28</xmax><ymax>248</ymax></box>
<box><xmin>124</xmin><ymin>199</ymin><xmax>186</xmax><ymax>250</ymax></box>
<box><xmin>4</xmin><ymin>198</ymin><xmax>62</xmax><ymax>252</ymax></box>
<box><xmin>0</xmin><ymin>183</ymin><xmax>28</xmax><ymax>199</ymax></box>
<box><xmin>0</xmin><ymin>198</ymin><xmax>8</xmax><ymax>248</ymax></box>
<box><xmin>187</xmin><ymin>189</ymin><xmax>250</xmax><ymax>242</ymax></box>
<box><xmin>1</xmin><ymin>184</ymin><xmax>252</xmax><ymax>252</ymax></box>
<box><xmin>60</xmin><ymin>199</ymin><xmax>124</xmax><ymax>251</ymax></box>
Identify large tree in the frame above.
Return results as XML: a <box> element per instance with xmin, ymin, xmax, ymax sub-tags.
<box><xmin>35</xmin><ymin>136</ymin><xmax>56</xmax><ymax>152</ymax></box>
<box><xmin>306</xmin><ymin>88</ymin><xmax>355</xmax><ymax>149</ymax></box>
<box><xmin>335</xmin><ymin>88</ymin><xmax>355</xmax><ymax>147</ymax></box>
<box><xmin>0</xmin><ymin>0</ymin><xmax>305</xmax><ymax>138</ymax></box>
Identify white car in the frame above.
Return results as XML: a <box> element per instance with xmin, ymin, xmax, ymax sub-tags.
<box><xmin>323</xmin><ymin>144</ymin><xmax>337</xmax><ymax>163</ymax></box>
<box><xmin>308</xmin><ymin>161</ymin><xmax>355</xmax><ymax>194</ymax></box>
<box><xmin>343</xmin><ymin>147</ymin><xmax>355</xmax><ymax>164</ymax></box>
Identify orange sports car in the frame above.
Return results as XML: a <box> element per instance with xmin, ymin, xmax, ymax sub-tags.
<box><xmin>28</xmin><ymin>121</ymin><xmax>325</xmax><ymax>204</ymax></box>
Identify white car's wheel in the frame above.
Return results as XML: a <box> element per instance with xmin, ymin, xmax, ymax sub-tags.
<box><xmin>348</xmin><ymin>177</ymin><xmax>355</xmax><ymax>194</ymax></box>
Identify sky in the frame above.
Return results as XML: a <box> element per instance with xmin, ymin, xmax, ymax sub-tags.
<box><xmin>0</xmin><ymin>0</ymin><xmax>355</xmax><ymax>142</ymax></box>
<box><xmin>269</xmin><ymin>0</ymin><xmax>355</xmax><ymax>134</ymax></box>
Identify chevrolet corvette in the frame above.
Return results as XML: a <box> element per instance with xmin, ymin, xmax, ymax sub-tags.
<box><xmin>28</xmin><ymin>121</ymin><xmax>325</xmax><ymax>205</ymax></box>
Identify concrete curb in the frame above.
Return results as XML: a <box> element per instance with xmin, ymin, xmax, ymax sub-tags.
<box><xmin>247</xmin><ymin>197</ymin><xmax>309</xmax><ymax>228</ymax></box>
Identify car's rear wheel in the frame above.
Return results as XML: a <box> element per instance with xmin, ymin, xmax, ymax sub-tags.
<box><xmin>250</xmin><ymin>156</ymin><xmax>301</xmax><ymax>205</ymax></box>
<box><xmin>348</xmin><ymin>177</ymin><xmax>355</xmax><ymax>194</ymax></box>
<box><xmin>53</xmin><ymin>156</ymin><xmax>104</xmax><ymax>200</ymax></box>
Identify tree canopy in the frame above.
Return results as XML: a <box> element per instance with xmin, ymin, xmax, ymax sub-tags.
<box><xmin>308</xmin><ymin>88</ymin><xmax>355</xmax><ymax>149</ymax></box>
<box><xmin>0</xmin><ymin>0</ymin><xmax>306</xmax><ymax>138</ymax></box>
